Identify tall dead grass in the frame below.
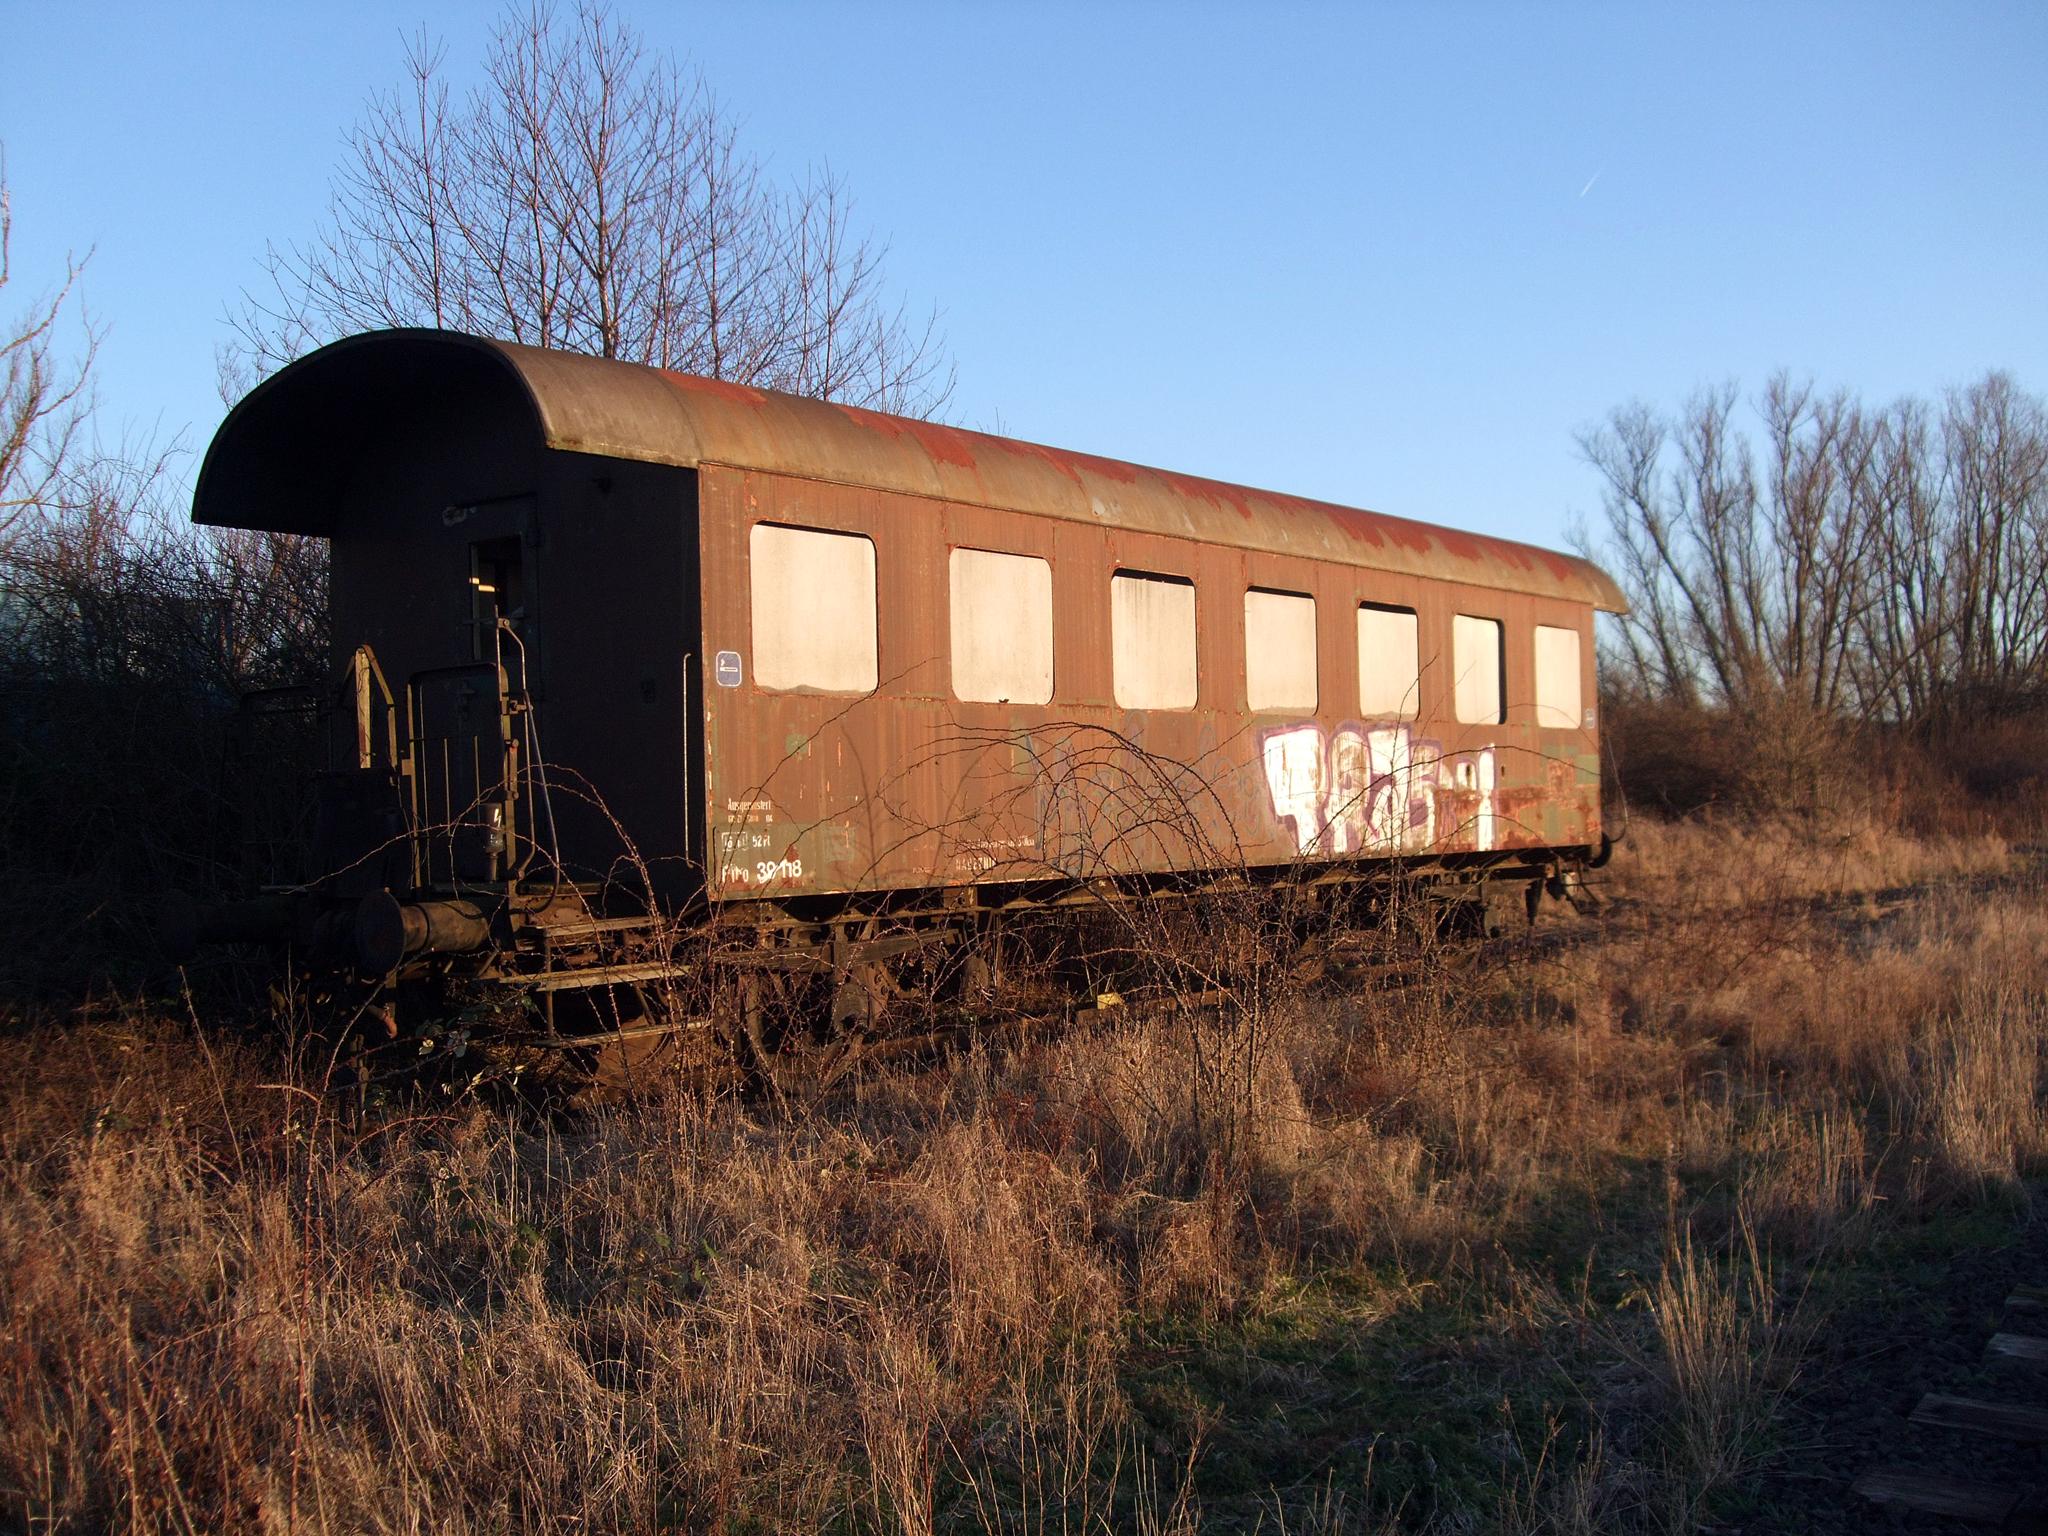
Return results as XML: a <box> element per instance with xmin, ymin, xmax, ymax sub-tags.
<box><xmin>2</xmin><ymin>820</ymin><xmax>2043</xmax><ymax>1531</ymax></box>
<box><xmin>1633</xmin><ymin>1213</ymin><xmax>1802</xmax><ymax>1534</ymax></box>
<box><xmin>1607</xmin><ymin>807</ymin><xmax>2011</xmax><ymax>907</ymax></box>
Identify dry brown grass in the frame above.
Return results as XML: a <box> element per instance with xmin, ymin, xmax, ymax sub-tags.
<box><xmin>2</xmin><ymin>817</ymin><xmax>2044</xmax><ymax>1532</ymax></box>
<box><xmin>1607</xmin><ymin>807</ymin><xmax>2012</xmax><ymax>906</ymax></box>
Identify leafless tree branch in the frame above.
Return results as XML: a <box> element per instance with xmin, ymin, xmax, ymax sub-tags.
<box><xmin>1581</xmin><ymin>372</ymin><xmax>2048</xmax><ymax>730</ymax></box>
<box><xmin>0</xmin><ymin>147</ymin><xmax>101</xmax><ymax>549</ymax></box>
<box><xmin>222</xmin><ymin>1</ymin><xmax>953</xmax><ymax>416</ymax></box>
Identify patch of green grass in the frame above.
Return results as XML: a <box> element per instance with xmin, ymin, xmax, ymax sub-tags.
<box><xmin>1121</xmin><ymin>1265</ymin><xmax>1599</xmax><ymax>1529</ymax></box>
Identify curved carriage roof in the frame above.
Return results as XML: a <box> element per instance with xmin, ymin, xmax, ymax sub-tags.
<box><xmin>196</xmin><ymin>328</ymin><xmax>1625</xmax><ymax>611</ymax></box>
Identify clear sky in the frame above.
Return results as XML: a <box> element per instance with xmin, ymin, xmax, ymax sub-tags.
<box><xmin>7</xmin><ymin>2</ymin><xmax>2045</xmax><ymax>552</ymax></box>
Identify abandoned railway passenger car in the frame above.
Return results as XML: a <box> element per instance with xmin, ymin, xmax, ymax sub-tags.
<box><xmin>187</xmin><ymin>328</ymin><xmax>1623</xmax><ymax>986</ymax></box>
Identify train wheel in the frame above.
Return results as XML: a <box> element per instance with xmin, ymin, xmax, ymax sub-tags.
<box><xmin>583</xmin><ymin>1027</ymin><xmax>681</xmax><ymax>1103</ymax></box>
<box><xmin>537</xmin><ymin>982</ymin><xmax>684</xmax><ymax>1104</ymax></box>
<box><xmin>710</xmin><ymin>970</ymin><xmax>792</xmax><ymax>1098</ymax></box>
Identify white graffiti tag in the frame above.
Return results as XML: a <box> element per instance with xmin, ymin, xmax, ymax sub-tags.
<box><xmin>1261</xmin><ymin>722</ymin><xmax>1494</xmax><ymax>856</ymax></box>
<box><xmin>1261</xmin><ymin>726</ymin><xmax>1328</xmax><ymax>853</ymax></box>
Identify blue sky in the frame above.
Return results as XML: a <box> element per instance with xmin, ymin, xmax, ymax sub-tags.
<box><xmin>7</xmin><ymin>2</ymin><xmax>2045</xmax><ymax>552</ymax></box>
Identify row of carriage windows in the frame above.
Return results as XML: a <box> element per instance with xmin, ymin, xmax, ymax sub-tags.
<box><xmin>748</xmin><ymin>523</ymin><xmax>1584</xmax><ymax>729</ymax></box>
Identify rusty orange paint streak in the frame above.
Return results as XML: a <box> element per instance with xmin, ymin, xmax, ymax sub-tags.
<box><xmin>658</xmin><ymin>371</ymin><xmax>772</xmax><ymax>409</ymax></box>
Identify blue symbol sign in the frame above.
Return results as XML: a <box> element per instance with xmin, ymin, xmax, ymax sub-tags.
<box><xmin>714</xmin><ymin>650</ymin><xmax>742</xmax><ymax>688</ymax></box>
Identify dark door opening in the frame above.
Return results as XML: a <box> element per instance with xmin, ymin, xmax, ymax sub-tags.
<box><xmin>470</xmin><ymin>536</ymin><xmax>525</xmax><ymax>660</ymax></box>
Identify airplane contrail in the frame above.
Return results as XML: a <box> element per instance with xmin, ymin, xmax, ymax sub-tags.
<box><xmin>1579</xmin><ymin>168</ymin><xmax>1603</xmax><ymax>198</ymax></box>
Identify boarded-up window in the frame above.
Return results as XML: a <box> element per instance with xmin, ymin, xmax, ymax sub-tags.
<box><xmin>1357</xmin><ymin>603</ymin><xmax>1420</xmax><ymax>720</ymax></box>
<box><xmin>1535</xmin><ymin>624</ymin><xmax>1582</xmax><ymax>728</ymax></box>
<box><xmin>1111</xmin><ymin>570</ymin><xmax>1198</xmax><ymax>710</ymax></box>
<box><xmin>749</xmin><ymin>523</ymin><xmax>877</xmax><ymax>693</ymax></box>
<box><xmin>1453</xmin><ymin>614</ymin><xmax>1504</xmax><ymax>724</ymax></box>
<box><xmin>950</xmin><ymin>548</ymin><xmax>1053</xmax><ymax>704</ymax></box>
<box><xmin>1244</xmin><ymin>588</ymin><xmax>1317</xmax><ymax>712</ymax></box>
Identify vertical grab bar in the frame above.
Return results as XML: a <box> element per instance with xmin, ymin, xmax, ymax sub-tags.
<box><xmin>681</xmin><ymin>653</ymin><xmax>694</xmax><ymax>866</ymax></box>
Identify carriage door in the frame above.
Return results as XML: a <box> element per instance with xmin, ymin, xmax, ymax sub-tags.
<box><xmin>408</xmin><ymin>534</ymin><xmax>529</xmax><ymax>887</ymax></box>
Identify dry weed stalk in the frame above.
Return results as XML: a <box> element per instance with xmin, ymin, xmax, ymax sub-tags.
<box><xmin>1642</xmin><ymin>1212</ymin><xmax>1797</xmax><ymax>1510</ymax></box>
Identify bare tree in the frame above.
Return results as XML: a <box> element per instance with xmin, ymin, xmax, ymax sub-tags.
<box><xmin>1583</xmin><ymin>371</ymin><xmax>2048</xmax><ymax>735</ymax></box>
<box><xmin>0</xmin><ymin>147</ymin><xmax>99</xmax><ymax>550</ymax></box>
<box><xmin>1852</xmin><ymin>395</ymin><xmax>1946</xmax><ymax>722</ymax></box>
<box><xmin>225</xmin><ymin>2</ymin><xmax>952</xmax><ymax>415</ymax></box>
<box><xmin>1584</xmin><ymin>377</ymin><xmax>1886</xmax><ymax>717</ymax></box>
<box><xmin>1754</xmin><ymin>376</ymin><xmax>1882</xmax><ymax>717</ymax></box>
<box><xmin>1937</xmin><ymin>374</ymin><xmax>2048</xmax><ymax>717</ymax></box>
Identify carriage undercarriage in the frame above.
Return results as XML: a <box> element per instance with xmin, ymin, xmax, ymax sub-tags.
<box><xmin>178</xmin><ymin>849</ymin><xmax>1600</xmax><ymax>1103</ymax></box>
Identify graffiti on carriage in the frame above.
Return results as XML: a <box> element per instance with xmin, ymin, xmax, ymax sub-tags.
<box><xmin>1260</xmin><ymin>722</ymin><xmax>1499</xmax><ymax>856</ymax></box>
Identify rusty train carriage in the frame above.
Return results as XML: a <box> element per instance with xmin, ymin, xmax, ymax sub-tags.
<box><xmin>185</xmin><ymin>329</ymin><xmax>1624</xmax><ymax>1022</ymax></box>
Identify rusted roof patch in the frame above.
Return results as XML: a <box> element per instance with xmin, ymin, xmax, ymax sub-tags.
<box><xmin>196</xmin><ymin>329</ymin><xmax>1626</xmax><ymax>611</ymax></box>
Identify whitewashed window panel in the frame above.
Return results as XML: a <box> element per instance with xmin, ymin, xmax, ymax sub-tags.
<box><xmin>749</xmin><ymin>523</ymin><xmax>878</xmax><ymax>693</ymax></box>
<box><xmin>950</xmin><ymin>547</ymin><xmax>1053</xmax><ymax>704</ymax></box>
<box><xmin>1357</xmin><ymin>604</ymin><xmax>1420</xmax><ymax>720</ymax></box>
<box><xmin>1111</xmin><ymin>570</ymin><xmax>1198</xmax><ymax>710</ymax></box>
<box><xmin>1534</xmin><ymin>624</ymin><xmax>1582</xmax><ymax>728</ymax></box>
<box><xmin>1243</xmin><ymin>588</ymin><xmax>1318</xmax><ymax>712</ymax></box>
<box><xmin>1453</xmin><ymin>613</ymin><xmax>1504</xmax><ymax>724</ymax></box>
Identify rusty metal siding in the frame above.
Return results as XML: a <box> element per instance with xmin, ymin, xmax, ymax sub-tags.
<box><xmin>698</xmin><ymin>465</ymin><xmax>1603</xmax><ymax>904</ymax></box>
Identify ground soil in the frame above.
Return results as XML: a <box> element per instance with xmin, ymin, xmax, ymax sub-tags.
<box><xmin>1763</xmin><ymin>1189</ymin><xmax>2048</xmax><ymax>1534</ymax></box>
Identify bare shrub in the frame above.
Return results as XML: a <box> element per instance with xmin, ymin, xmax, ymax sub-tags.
<box><xmin>0</xmin><ymin>433</ymin><xmax>330</xmax><ymax>996</ymax></box>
